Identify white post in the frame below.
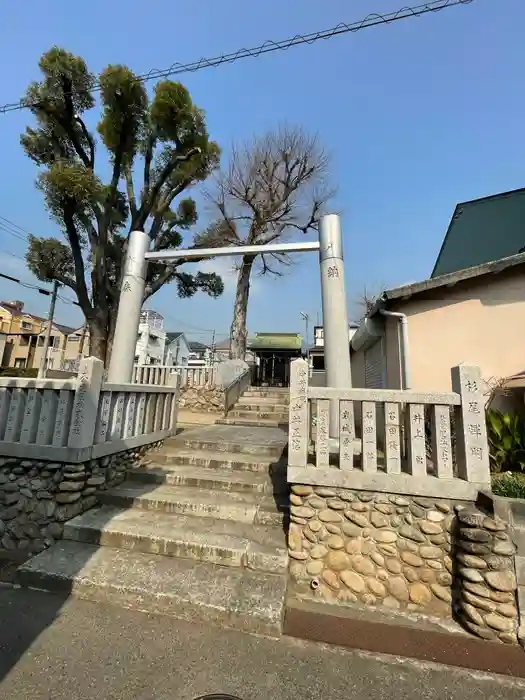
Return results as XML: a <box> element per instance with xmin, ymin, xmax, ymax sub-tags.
<box><xmin>452</xmin><ymin>364</ymin><xmax>491</xmax><ymax>485</ymax></box>
<box><xmin>67</xmin><ymin>357</ymin><xmax>105</xmax><ymax>450</ymax></box>
<box><xmin>107</xmin><ymin>230</ymin><xmax>150</xmax><ymax>383</ymax></box>
<box><xmin>288</xmin><ymin>358</ymin><xmax>309</xmax><ymax>467</ymax></box>
<box><xmin>319</xmin><ymin>214</ymin><xmax>352</xmax><ymax>437</ymax></box>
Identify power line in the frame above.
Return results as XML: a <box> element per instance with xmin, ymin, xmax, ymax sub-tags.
<box><xmin>0</xmin><ymin>249</ymin><xmax>25</xmax><ymax>262</ymax></box>
<box><xmin>0</xmin><ymin>215</ymin><xmax>31</xmax><ymax>238</ymax></box>
<box><xmin>0</xmin><ymin>0</ymin><xmax>475</xmax><ymax>116</ymax></box>
<box><xmin>0</xmin><ymin>269</ymin><xmax>81</xmax><ymax>306</ymax></box>
<box><xmin>0</xmin><ymin>222</ymin><xmax>29</xmax><ymax>243</ymax></box>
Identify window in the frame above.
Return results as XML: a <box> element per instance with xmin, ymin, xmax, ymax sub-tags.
<box><xmin>52</xmin><ymin>336</ymin><xmax>60</xmax><ymax>348</ymax></box>
<box><xmin>38</xmin><ymin>337</ymin><xmax>44</xmax><ymax>346</ymax></box>
<box><xmin>14</xmin><ymin>358</ymin><xmax>26</xmax><ymax>368</ymax></box>
<box><xmin>21</xmin><ymin>321</ymin><xmax>32</xmax><ymax>330</ymax></box>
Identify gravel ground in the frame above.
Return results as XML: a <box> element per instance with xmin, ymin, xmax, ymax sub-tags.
<box><xmin>0</xmin><ymin>587</ymin><xmax>524</xmax><ymax>700</ymax></box>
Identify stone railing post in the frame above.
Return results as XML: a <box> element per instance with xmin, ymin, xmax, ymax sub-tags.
<box><xmin>451</xmin><ymin>364</ymin><xmax>491</xmax><ymax>485</ymax></box>
<box><xmin>288</xmin><ymin>358</ymin><xmax>309</xmax><ymax>468</ymax></box>
<box><xmin>67</xmin><ymin>357</ymin><xmax>105</xmax><ymax>452</ymax></box>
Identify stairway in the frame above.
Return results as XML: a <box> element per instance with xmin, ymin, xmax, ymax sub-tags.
<box><xmin>17</xmin><ymin>424</ymin><xmax>290</xmax><ymax>637</ymax></box>
<box><xmin>217</xmin><ymin>387</ymin><xmax>290</xmax><ymax>429</ymax></box>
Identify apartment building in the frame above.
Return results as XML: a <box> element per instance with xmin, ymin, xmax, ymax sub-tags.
<box><xmin>62</xmin><ymin>310</ymin><xmax>168</xmax><ymax>370</ymax></box>
<box><xmin>0</xmin><ymin>300</ymin><xmax>78</xmax><ymax>370</ymax></box>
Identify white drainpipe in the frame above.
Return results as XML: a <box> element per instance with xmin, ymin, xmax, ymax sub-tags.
<box><xmin>379</xmin><ymin>310</ymin><xmax>411</xmax><ymax>390</ymax></box>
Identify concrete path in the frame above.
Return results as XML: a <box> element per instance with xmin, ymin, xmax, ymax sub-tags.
<box><xmin>0</xmin><ymin>588</ymin><xmax>524</xmax><ymax>700</ymax></box>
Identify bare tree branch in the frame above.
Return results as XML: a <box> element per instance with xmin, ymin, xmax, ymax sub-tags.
<box><xmin>206</xmin><ymin>124</ymin><xmax>333</xmax><ymax>359</ymax></box>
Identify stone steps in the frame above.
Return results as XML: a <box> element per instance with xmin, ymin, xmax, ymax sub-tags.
<box><xmin>98</xmin><ymin>481</ymin><xmax>287</xmax><ymax>523</ymax></box>
<box><xmin>235</xmin><ymin>401</ymin><xmax>289</xmax><ymax>412</ymax></box>
<box><xmin>242</xmin><ymin>390</ymin><xmax>289</xmax><ymax>400</ymax></box>
<box><xmin>216</xmin><ymin>417</ymin><xmax>288</xmax><ymax>429</ymax></box>
<box><xmin>17</xmin><ymin>541</ymin><xmax>286</xmax><ymax>637</ymax></box>
<box><xmin>145</xmin><ymin>447</ymin><xmax>283</xmax><ymax>474</ymax></box>
<box><xmin>17</xmin><ymin>423</ymin><xmax>290</xmax><ymax>637</ymax></box>
<box><xmin>62</xmin><ymin>506</ymin><xmax>288</xmax><ymax>573</ymax></box>
<box><xmin>228</xmin><ymin>409</ymin><xmax>289</xmax><ymax>421</ymax></box>
<box><xmin>177</xmin><ymin>434</ymin><xmax>285</xmax><ymax>459</ymax></box>
<box><xmin>127</xmin><ymin>462</ymin><xmax>281</xmax><ymax>493</ymax></box>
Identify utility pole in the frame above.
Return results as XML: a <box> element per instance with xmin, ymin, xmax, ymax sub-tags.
<box><xmin>210</xmin><ymin>329</ymin><xmax>216</xmax><ymax>364</ymax></box>
<box><xmin>38</xmin><ymin>280</ymin><xmax>59</xmax><ymax>379</ymax></box>
<box><xmin>77</xmin><ymin>323</ymin><xmax>88</xmax><ymax>366</ymax></box>
<box><xmin>300</xmin><ymin>311</ymin><xmax>309</xmax><ymax>364</ymax></box>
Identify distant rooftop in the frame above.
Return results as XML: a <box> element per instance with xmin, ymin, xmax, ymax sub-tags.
<box><xmin>249</xmin><ymin>332</ymin><xmax>302</xmax><ymax>351</ymax></box>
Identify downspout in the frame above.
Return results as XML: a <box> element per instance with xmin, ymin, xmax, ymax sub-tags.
<box><xmin>379</xmin><ymin>310</ymin><xmax>411</xmax><ymax>390</ymax></box>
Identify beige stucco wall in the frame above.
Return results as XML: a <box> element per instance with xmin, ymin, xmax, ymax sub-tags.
<box><xmin>401</xmin><ymin>270</ymin><xmax>525</xmax><ymax>392</ymax></box>
<box><xmin>356</xmin><ymin>267</ymin><xmax>525</xmax><ymax>393</ymax></box>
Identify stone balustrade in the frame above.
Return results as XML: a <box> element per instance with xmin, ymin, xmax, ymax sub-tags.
<box><xmin>133</xmin><ymin>364</ymin><xmax>217</xmax><ymax>389</ymax></box>
<box><xmin>285</xmin><ymin>360</ymin><xmax>525</xmax><ymax>645</ymax></box>
<box><xmin>0</xmin><ymin>357</ymin><xmax>179</xmax><ymax>463</ymax></box>
<box><xmin>287</xmin><ymin>359</ymin><xmax>491</xmax><ymax>501</ymax></box>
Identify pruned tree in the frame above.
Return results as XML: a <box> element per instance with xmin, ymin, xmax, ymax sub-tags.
<box><xmin>21</xmin><ymin>47</ymin><xmax>224</xmax><ymax>364</ymax></box>
<box><xmin>201</xmin><ymin>126</ymin><xmax>332</xmax><ymax>360</ymax></box>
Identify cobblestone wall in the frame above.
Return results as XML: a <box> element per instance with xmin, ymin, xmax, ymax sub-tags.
<box><xmin>288</xmin><ymin>485</ymin><xmax>457</xmax><ymax>616</ymax></box>
<box><xmin>288</xmin><ymin>485</ymin><xmax>521</xmax><ymax>645</ymax></box>
<box><xmin>178</xmin><ymin>387</ymin><xmax>224</xmax><ymax>413</ymax></box>
<box><xmin>455</xmin><ymin>506</ymin><xmax>518</xmax><ymax>644</ymax></box>
<box><xmin>0</xmin><ymin>441</ymin><xmax>162</xmax><ymax>555</ymax></box>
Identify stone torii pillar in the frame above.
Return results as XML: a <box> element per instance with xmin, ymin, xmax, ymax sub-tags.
<box><xmin>107</xmin><ymin>215</ymin><xmax>353</xmax><ymax>438</ymax></box>
<box><xmin>319</xmin><ymin>214</ymin><xmax>352</xmax><ymax>436</ymax></box>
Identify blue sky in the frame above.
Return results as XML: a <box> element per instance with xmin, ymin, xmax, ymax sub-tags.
<box><xmin>0</xmin><ymin>0</ymin><xmax>523</xmax><ymax>345</ymax></box>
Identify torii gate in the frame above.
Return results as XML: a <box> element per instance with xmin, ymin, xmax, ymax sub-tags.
<box><xmin>107</xmin><ymin>213</ymin><xmax>352</xmax><ymax>436</ymax></box>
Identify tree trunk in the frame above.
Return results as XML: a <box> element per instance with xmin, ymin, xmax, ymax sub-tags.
<box><xmin>88</xmin><ymin>319</ymin><xmax>107</xmax><ymax>364</ymax></box>
<box><xmin>229</xmin><ymin>256</ymin><xmax>254</xmax><ymax>360</ymax></box>
<box><xmin>104</xmin><ymin>310</ymin><xmax>118</xmax><ymax>369</ymax></box>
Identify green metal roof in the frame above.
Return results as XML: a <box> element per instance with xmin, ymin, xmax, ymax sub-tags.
<box><xmin>248</xmin><ymin>333</ymin><xmax>302</xmax><ymax>350</ymax></box>
<box><xmin>432</xmin><ymin>188</ymin><xmax>525</xmax><ymax>278</ymax></box>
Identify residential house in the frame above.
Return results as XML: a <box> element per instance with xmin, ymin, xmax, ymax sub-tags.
<box><xmin>213</xmin><ymin>338</ymin><xmax>255</xmax><ymax>364</ymax></box>
<box><xmin>0</xmin><ymin>333</ymin><xmax>6</xmax><ymax>367</ymax></box>
<box><xmin>351</xmin><ymin>187</ymin><xmax>525</xmax><ymax>400</ymax></box>
<box><xmin>350</xmin><ymin>253</ymin><xmax>525</xmax><ymax>394</ymax></box>
<box><xmin>0</xmin><ymin>300</ymin><xmax>46</xmax><ymax>368</ymax></box>
<box><xmin>32</xmin><ymin>321</ymin><xmax>76</xmax><ymax>371</ymax></box>
<box><xmin>63</xmin><ymin>309</ymin><xmax>167</xmax><ymax>371</ymax></box>
<box><xmin>309</xmin><ymin>323</ymin><xmax>359</xmax><ymax>372</ymax></box>
<box><xmin>188</xmin><ymin>341</ymin><xmax>211</xmax><ymax>365</ymax></box>
<box><xmin>213</xmin><ymin>338</ymin><xmax>230</xmax><ymax>363</ymax></box>
<box><xmin>61</xmin><ymin>325</ymin><xmax>89</xmax><ymax>371</ymax></box>
<box><xmin>135</xmin><ymin>310</ymin><xmax>166</xmax><ymax>365</ymax></box>
<box><xmin>164</xmin><ymin>332</ymin><xmax>191</xmax><ymax>366</ymax></box>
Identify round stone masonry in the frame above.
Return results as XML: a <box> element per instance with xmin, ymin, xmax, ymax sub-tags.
<box><xmin>0</xmin><ymin>441</ymin><xmax>163</xmax><ymax>557</ymax></box>
<box><xmin>288</xmin><ymin>485</ymin><xmax>458</xmax><ymax>617</ymax></box>
<box><xmin>455</xmin><ymin>506</ymin><xmax>519</xmax><ymax>644</ymax></box>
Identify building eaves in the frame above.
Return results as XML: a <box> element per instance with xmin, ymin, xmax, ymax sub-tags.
<box><xmin>367</xmin><ymin>251</ymin><xmax>525</xmax><ymax>319</ymax></box>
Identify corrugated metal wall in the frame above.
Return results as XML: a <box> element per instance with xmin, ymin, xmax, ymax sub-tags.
<box><xmin>364</xmin><ymin>339</ymin><xmax>385</xmax><ymax>389</ymax></box>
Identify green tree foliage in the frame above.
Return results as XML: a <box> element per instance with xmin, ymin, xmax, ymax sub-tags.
<box><xmin>21</xmin><ymin>47</ymin><xmax>224</xmax><ymax>363</ymax></box>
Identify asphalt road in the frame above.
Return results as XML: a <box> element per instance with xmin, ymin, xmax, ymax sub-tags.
<box><xmin>0</xmin><ymin>587</ymin><xmax>524</xmax><ymax>700</ymax></box>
